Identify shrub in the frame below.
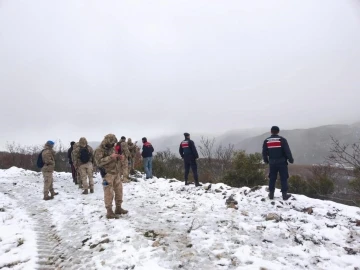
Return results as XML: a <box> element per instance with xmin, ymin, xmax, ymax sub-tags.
<box><xmin>152</xmin><ymin>149</ymin><xmax>184</xmax><ymax>180</ymax></box>
<box><xmin>222</xmin><ymin>151</ymin><xmax>266</xmax><ymax>188</ymax></box>
<box><xmin>288</xmin><ymin>175</ymin><xmax>309</xmax><ymax>195</ymax></box>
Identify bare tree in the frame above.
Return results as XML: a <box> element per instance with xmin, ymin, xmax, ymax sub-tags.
<box><xmin>328</xmin><ymin>136</ymin><xmax>360</xmax><ymax>168</ymax></box>
<box><xmin>198</xmin><ymin>136</ymin><xmax>215</xmax><ymax>160</ymax></box>
<box><xmin>197</xmin><ymin>137</ymin><xmax>236</xmax><ymax>183</ymax></box>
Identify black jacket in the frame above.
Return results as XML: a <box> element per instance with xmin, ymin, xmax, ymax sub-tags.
<box><xmin>262</xmin><ymin>135</ymin><xmax>294</xmax><ymax>165</ymax></box>
<box><xmin>179</xmin><ymin>139</ymin><xmax>199</xmax><ymax>159</ymax></box>
<box><xmin>142</xmin><ymin>142</ymin><xmax>154</xmax><ymax>158</ymax></box>
<box><xmin>67</xmin><ymin>147</ymin><xmax>73</xmax><ymax>164</ymax></box>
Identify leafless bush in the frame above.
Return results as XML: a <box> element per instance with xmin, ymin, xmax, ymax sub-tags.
<box><xmin>197</xmin><ymin>136</ymin><xmax>235</xmax><ymax>183</ymax></box>
<box><xmin>328</xmin><ymin>136</ymin><xmax>360</xmax><ymax>168</ymax></box>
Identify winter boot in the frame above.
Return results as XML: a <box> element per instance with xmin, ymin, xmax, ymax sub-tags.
<box><xmin>268</xmin><ymin>191</ymin><xmax>274</xmax><ymax>200</ymax></box>
<box><xmin>43</xmin><ymin>195</ymin><xmax>53</xmax><ymax>201</ymax></box>
<box><xmin>82</xmin><ymin>189</ymin><xmax>88</xmax><ymax>195</ymax></box>
<box><xmin>195</xmin><ymin>181</ymin><xmax>202</xmax><ymax>187</ymax></box>
<box><xmin>106</xmin><ymin>208</ymin><xmax>120</xmax><ymax>219</ymax></box>
<box><xmin>185</xmin><ymin>180</ymin><xmax>189</xmax><ymax>186</ymax></box>
<box><xmin>90</xmin><ymin>188</ymin><xmax>94</xmax><ymax>194</ymax></box>
<box><xmin>50</xmin><ymin>191</ymin><xmax>58</xmax><ymax>197</ymax></box>
<box><xmin>282</xmin><ymin>192</ymin><xmax>291</xmax><ymax>201</ymax></box>
<box><xmin>115</xmin><ymin>205</ymin><xmax>128</xmax><ymax>215</ymax></box>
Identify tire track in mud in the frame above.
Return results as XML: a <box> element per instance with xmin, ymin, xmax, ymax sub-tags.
<box><xmin>3</xmin><ymin>183</ymin><xmax>97</xmax><ymax>270</ymax></box>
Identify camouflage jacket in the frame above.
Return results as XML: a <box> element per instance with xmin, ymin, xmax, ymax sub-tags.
<box><xmin>42</xmin><ymin>143</ymin><xmax>56</xmax><ymax>172</ymax></box>
<box><xmin>73</xmin><ymin>137</ymin><xmax>94</xmax><ymax>167</ymax></box>
<box><xmin>94</xmin><ymin>134</ymin><xmax>120</xmax><ymax>175</ymax></box>
<box><xmin>120</xmin><ymin>140</ymin><xmax>130</xmax><ymax>157</ymax></box>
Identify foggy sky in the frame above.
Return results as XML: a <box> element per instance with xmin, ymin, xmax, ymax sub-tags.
<box><xmin>1</xmin><ymin>0</ymin><xmax>360</xmax><ymax>150</ymax></box>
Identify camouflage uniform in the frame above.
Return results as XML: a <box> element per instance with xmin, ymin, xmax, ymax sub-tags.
<box><xmin>71</xmin><ymin>142</ymin><xmax>82</xmax><ymax>188</ymax></box>
<box><xmin>118</xmin><ymin>137</ymin><xmax>130</xmax><ymax>183</ymax></box>
<box><xmin>94</xmin><ymin>134</ymin><xmax>128</xmax><ymax>219</ymax></box>
<box><xmin>127</xmin><ymin>138</ymin><xmax>137</xmax><ymax>172</ymax></box>
<box><xmin>73</xmin><ymin>137</ymin><xmax>94</xmax><ymax>194</ymax></box>
<box><xmin>42</xmin><ymin>142</ymin><xmax>57</xmax><ymax>200</ymax></box>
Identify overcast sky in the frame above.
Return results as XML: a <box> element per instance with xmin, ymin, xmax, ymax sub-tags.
<box><xmin>0</xmin><ymin>0</ymin><xmax>360</xmax><ymax>149</ymax></box>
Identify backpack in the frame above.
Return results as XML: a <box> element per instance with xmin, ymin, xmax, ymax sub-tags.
<box><xmin>80</xmin><ymin>147</ymin><xmax>91</xmax><ymax>163</ymax></box>
<box><xmin>37</xmin><ymin>150</ymin><xmax>45</xmax><ymax>168</ymax></box>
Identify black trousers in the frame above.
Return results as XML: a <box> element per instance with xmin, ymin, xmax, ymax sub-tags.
<box><xmin>184</xmin><ymin>156</ymin><xmax>198</xmax><ymax>182</ymax></box>
<box><xmin>269</xmin><ymin>163</ymin><xmax>289</xmax><ymax>193</ymax></box>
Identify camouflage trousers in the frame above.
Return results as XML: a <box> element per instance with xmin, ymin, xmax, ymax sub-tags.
<box><xmin>77</xmin><ymin>169</ymin><xmax>82</xmax><ymax>188</ymax></box>
<box><xmin>119</xmin><ymin>159</ymin><xmax>129</xmax><ymax>182</ymax></box>
<box><xmin>129</xmin><ymin>157</ymin><xmax>135</xmax><ymax>170</ymax></box>
<box><xmin>103</xmin><ymin>174</ymin><xmax>123</xmax><ymax>209</ymax></box>
<box><xmin>79</xmin><ymin>162</ymin><xmax>94</xmax><ymax>189</ymax></box>
<box><xmin>42</xmin><ymin>171</ymin><xmax>54</xmax><ymax>196</ymax></box>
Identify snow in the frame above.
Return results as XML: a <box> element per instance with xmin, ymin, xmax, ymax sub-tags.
<box><xmin>0</xmin><ymin>188</ymin><xmax>37</xmax><ymax>269</ymax></box>
<box><xmin>0</xmin><ymin>167</ymin><xmax>359</xmax><ymax>270</ymax></box>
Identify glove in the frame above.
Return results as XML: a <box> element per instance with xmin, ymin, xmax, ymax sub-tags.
<box><xmin>263</xmin><ymin>159</ymin><xmax>269</xmax><ymax>164</ymax></box>
<box><xmin>289</xmin><ymin>159</ymin><xmax>294</xmax><ymax>164</ymax></box>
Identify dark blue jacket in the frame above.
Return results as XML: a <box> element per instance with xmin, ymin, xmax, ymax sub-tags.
<box><xmin>262</xmin><ymin>135</ymin><xmax>294</xmax><ymax>165</ymax></box>
<box><xmin>179</xmin><ymin>139</ymin><xmax>199</xmax><ymax>159</ymax></box>
<box><xmin>142</xmin><ymin>142</ymin><xmax>154</xmax><ymax>158</ymax></box>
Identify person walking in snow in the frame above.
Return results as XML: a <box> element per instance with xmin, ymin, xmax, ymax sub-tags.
<box><xmin>262</xmin><ymin>126</ymin><xmax>294</xmax><ymax>200</ymax></box>
<box><xmin>179</xmin><ymin>133</ymin><xmax>202</xmax><ymax>186</ymax></box>
<box><xmin>141</xmin><ymin>137</ymin><xmax>154</xmax><ymax>179</ymax></box>
<box><xmin>94</xmin><ymin>134</ymin><xmax>128</xmax><ymax>219</ymax></box>
<box><xmin>73</xmin><ymin>137</ymin><xmax>94</xmax><ymax>195</ymax></box>
<box><xmin>68</xmin><ymin>141</ymin><xmax>77</xmax><ymax>184</ymax></box>
<box><xmin>41</xmin><ymin>140</ymin><xmax>58</xmax><ymax>200</ymax></box>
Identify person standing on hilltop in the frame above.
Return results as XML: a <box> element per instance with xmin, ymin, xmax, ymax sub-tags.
<box><xmin>127</xmin><ymin>138</ymin><xmax>137</xmax><ymax>175</ymax></box>
<box><xmin>179</xmin><ymin>133</ymin><xmax>202</xmax><ymax>187</ymax></box>
<box><xmin>41</xmin><ymin>140</ymin><xmax>58</xmax><ymax>200</ymax></box>
<box><xmin>116</xmin><ymin>136</ymin><xmax>131</xmax><ymax>183</ymax></box>
<box><xmin>94</xmin><ymin>134</ymin><xmax>128</xmax><ymax>219</ymax></box>
<box><xmin>262</xmin><ymin>126</ymin><xmax>294</xmax><ymax>200</ymax></box>
<box><xmin>73</xmin><ymin>137</ymin><xmax>94</xmax><ymax>195</ymax></box>
<box><xmin>67</xmin><ymin>141</ymin><xmax>77</xmax><ymax>184</ymax></box>
<box><xmin>141</xmin><ymin>137</ymin><xmax>154</xmax><ymax>179</ymax></box>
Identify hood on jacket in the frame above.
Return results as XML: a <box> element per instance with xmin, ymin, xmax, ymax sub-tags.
<box><xmin>79</xmin><ymin>137</ymin><xmax>88</xmax><ymax>147</ymax></box>
<box><xmin>101</xmin><ymin>134</ymin><xmax>118</xmax><ymax>148</ymax></box>
<box><xmin>127</xmin><ymin>138</ymin><xmax>132</xmax><ymax>143</ymax></box>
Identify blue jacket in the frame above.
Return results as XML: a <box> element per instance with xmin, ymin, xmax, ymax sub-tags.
<box><xmin>262</xmin><ymin>135</ymin><xmax>294</xmax><ymax>165</ymax></box>
<box><xmin>179</xmin><ymin>139</ymin><xmax>199</xmax><ymax>159</ymax></box>
<box><xmin>142</xmin><ymin>142</ymin><xmax>154</xmax><ymax>158</ymax></box>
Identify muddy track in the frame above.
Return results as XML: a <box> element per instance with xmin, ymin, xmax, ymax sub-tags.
<box><xmin>4</xmin><ymin>184</ymin><xmax>96</xmax><ymax>270</ymax></box>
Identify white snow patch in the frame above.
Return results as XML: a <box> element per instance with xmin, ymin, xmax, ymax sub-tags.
<box><xmin>0</xmin><ymin>167</ymin><xmax>359</xmax><ymax>269</ymax></box>
<box><xmin>0</xmin><ymin>190</ymin><xmax>37</xmax><ymax>269</ymax></box>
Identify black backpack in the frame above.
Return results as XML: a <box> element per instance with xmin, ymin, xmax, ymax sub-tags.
<box><xmin>37</xmin><ymin>150</ymin><xmax>45</xmax><ymax>168</ymax></box>
<box><xmin>80</xmin><ymin>147</ymin><xmax>91</xmax><ymax>163</ymax></box>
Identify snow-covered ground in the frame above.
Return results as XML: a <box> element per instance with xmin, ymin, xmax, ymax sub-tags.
<box><xmin>0</xmin><ymin>167</ymin><xmax>359</xmax><ymax>270</ymax></box>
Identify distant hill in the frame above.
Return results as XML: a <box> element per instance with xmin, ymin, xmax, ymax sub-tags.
<box><xmin>87</xmin><ymin>123</ymin><xmax>360</xmax><ymax>165</ymax></box>
<box><xmin>235</xmin><ymin>123</ymin><xmax>360</xmax><ymax>164</ymax></box>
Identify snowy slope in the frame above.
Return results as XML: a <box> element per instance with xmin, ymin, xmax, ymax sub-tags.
<box><xmin>0</xmin><ymin>167</ymin><xmax>359</xmax><ymax>270</ymax></box>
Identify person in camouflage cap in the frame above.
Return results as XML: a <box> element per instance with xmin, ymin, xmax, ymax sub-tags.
<box><xmin>116</xmin><ymin>136</ymin><xmax>130</xmax><ymax>183</ymax></box>
<box><xmin>94</xmin><ymin>134</ymin><xmax>128</xmax><ymax>219</ymax></box>
<box><xmin>41</xmin><ymin>140</ymin><xmax>58</xmax><ymax>200</ymax></box>
<box><xmin>127</xmin><ymin>138</ymin><xmax>137</xmax><ymax>174</ymax></box>
<box><xmin>71</xmin><ymin>142</ymin><xmax>82</xmax><ymax>189</ymax></box>
<box><xmin>73</xmin><ymin>137</ymin><xmax>94</xmax><ymax>195</ymax></box>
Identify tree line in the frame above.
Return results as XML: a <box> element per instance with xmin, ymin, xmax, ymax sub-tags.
<box><xmin>0</xmin><ymin>137</ymin><xmax>359</xmax><ymax>206</ymax></box>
